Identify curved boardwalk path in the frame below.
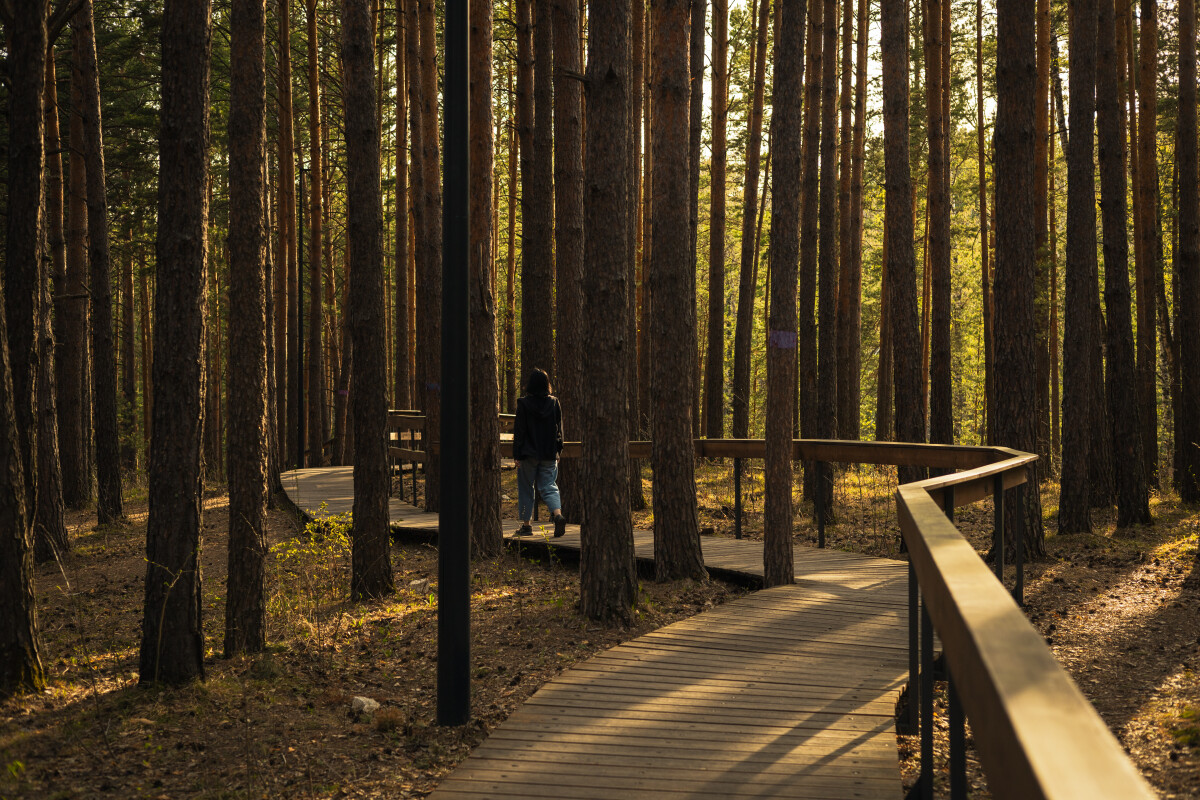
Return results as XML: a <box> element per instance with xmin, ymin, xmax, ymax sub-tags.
<box><xmin>284</xmin><ymin>467</ymin><xmax>909</xmax><ymax>799</ymax></box>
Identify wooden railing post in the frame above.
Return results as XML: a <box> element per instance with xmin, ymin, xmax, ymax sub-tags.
<box><xmin>816</xmin><ymin>461</ymin><xmax>826</xmax><ymax>549</ymax></box>
<box><xmin>733</xmin><ymin>457</ymin><xmax>743</xmax><ymax>540</ymax></box>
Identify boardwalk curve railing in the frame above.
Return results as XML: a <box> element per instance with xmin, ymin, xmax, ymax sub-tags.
<box><xmin>385</xmin><ymin>411</ymin><xmax>1156</xmax><ymax>799</ymax></box>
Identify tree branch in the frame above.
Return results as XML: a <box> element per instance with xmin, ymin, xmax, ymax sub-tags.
<box><xmin>47</xmin><ymin>0</ymin><xmax>86</xmax><ymax>43</ymax></box>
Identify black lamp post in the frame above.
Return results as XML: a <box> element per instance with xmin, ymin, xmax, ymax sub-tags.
<box><xmin>437</xmin><ymin>0</ymin><xmax>471</xmax><ymax>726</ymax></box>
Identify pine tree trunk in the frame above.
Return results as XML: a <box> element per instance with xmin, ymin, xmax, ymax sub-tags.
<box><xmin>628</xmin><ymin>0</ymin><xmax>647</xmax><ymax>511</ymax></box>
<box><xmin>554</xmin><ymin>0</ymin><xmax>585</xmax><ymax>525</ymax></box>
<box><xmin>305</xmin><ymin>0</ymin><xmax>326</xmax><ymax>467</ymax></box>
<box><xmin>799</xmin><ymin>0</ymin><xmax>821</xmax><ymax>473</ymax></box>
<box><xmin>836</xmin><ymin>0</ymin><xmax>856</xmax><ymax>440</ymax></box>
<box><xmin>394</xmin><ymin>0</ymin><xmax>410</xmax><ymax>411</ymax></box>
<box><xmin>141</xmin><ymin>0</ymin><xmax>212</xmax><ymax>685</ymax></box>
<box><xmin>883</xmin><ymin>0</ymin><xmax>923</xmax><ymax>481</ymax></box>
<box><xmin>75</xmin><ymin>0</ymin><xmax>124</xmax><ymax>524</ymax></box>
<box><xmin>581</xmin><ymin>0</ymin><xmax>636</xmax><ymax>622</ymax></box>
<box><xmin>418</xmin><ymin>0</ymin><xmax>442</xmax><ymax>511</ymax></box>
<box><xmin>341</xmin><ymin>0</ymin><xmax>394</xmax><ymax>598</ymax></box>
<box><xmin>1032</xmin><ymin>0</ymin><xmax>1052</xmax><ymax>464</ymax></box>
<box><xmin>1097</xmin><ymin>0</ymin><xmax>1151</xmax><ymax>525</ymax></box>
<box><xmin>405</xmin><ymin>0</ymin><xmax>425</xmax><ymax>420</ymax></box>
<box><xmin>649</xmin><ymin>0</ymin><xmax>706</xmax><ymax>582</ymax></box>
<box><xmin>1049</xmin><ymin>122</ymin><xmax>1060</xmax><ymax>466</ymax></box>
<box><xmin>340</xmin><ymin>0</ymin><xmax>391</xmax><ymax>594</ymax></box>
<box><xmin>1</xmin><ymin>0</ymin><xmax>49</xmax><ymax>698</ymax></box>
<box><xmin>504</xmin><ymin>67</ymin><xmax>518</xmax><ymax>412</ymax></box>
<box><xmin>60</xmin><ymin>40</ymin><xmax>92</xmax><ymax>508</ymax></box>
<box><xmin>765</xmin><ymin>0</ymin><xmax>805</xmax><ymax>588</ymax></box>
<box><xmin>225</xmin><ymin>0</ymin><xmax>269</xmax><ymax>655</ymax></box>
<box><xmin>522</xmin><ymin>0</ymin><xmax>556</xmax><ymax>381</ymax></box>
<box><xmin>1137</xmin><ymin>0</ymin><xmax>1159</xmax><ymax>486</ymax></box>
<box><xmin>275</xmin><ymin>0</ymin><xmax>297</xmax><ymax>469</ymax></box>
<box><xmin>1178</xmin><ymin>0</ymin><xmax>1200</xmax><ymax>503</ymax></box>
<box><xmin>38</xmin><ymin>50</ymin><xmax>69</xmax><ymax>563</ymax></box>
<box><xmin>847</xmin><ymin>0</ymin><xmax>868</xmax><ymax>442</ymax></box>
<box><xmin>816</xmin><ymin>0</ymin><xmax>839</xmax><ymax>510</ymax></box>
<box><xmin>977</xmin><ymin>0</ymin><xmax>992</xmax><ymax>443</ymax></box>
<box><xmin>732</xmin><ymin>0</ymin><xmax>770</xmax><ymax>439</ymax></box>
<box><xmin>121</xmin><ymin>227</ymin><xmax>138</xmax><ymax>470</ymax></box>
<box><xmin>703</xmin><ymin>0</ymin><xmax>728</xmax><ymax>440</ymax></box>
<box><xmin>470</xmin><ymin>0</ymin><xmax>503</xmax><ymax>556</ymax></box>
<box><xmin>924</xmin><ymin>0</ymin><xmax>951</xmax><ymax>448</ymax></box>
<box><xmin>1059</xmin><ymin>0</ymin><xmax>1098</xmax><ymax>533</ymax></box>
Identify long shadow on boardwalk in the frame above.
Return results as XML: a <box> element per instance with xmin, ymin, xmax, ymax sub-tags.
<box><xmin>283</xmin><ymin>468</ymin><xmax>909</xmax><ymax>799</ymax></box>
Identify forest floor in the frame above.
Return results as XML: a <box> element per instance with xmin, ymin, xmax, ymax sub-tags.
<box><xmin>0</xmin><ymin>462</ymin><xmax>1197</xmax><ymax>799</ymax></box>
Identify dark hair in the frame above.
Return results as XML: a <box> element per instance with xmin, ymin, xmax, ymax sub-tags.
<box><xmin>525</xmin><ymin>368</ymin><xmax>551</xmax><ymax>397</ymax></box>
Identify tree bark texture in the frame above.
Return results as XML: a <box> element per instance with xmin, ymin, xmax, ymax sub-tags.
<box><xmin>1059</xmin><ymin>0</ymin><xmax>1098</xmax><ymax>533</ymax></box>
<box><xmin>627</xmin><ymin>0</ymin><xmax>648</xmax><ymax>511</ymax></box>
<box><xmin>882</xmin><ymin>0</ymin><xmax>923</xmax><ymax>481</ymax></box>
<box><xmin>121</xmin><ymin>229</ymin><xmax>137</xmax><ymax>470</ymax></box>
<box><xmin>1096</xmin><ymin>0</ymin><xmax>1150</xmax><ymax>525</ymax></box>
<box><xmin>847</xmin><ymin>0</ymin><xmax>868</xmax><ymax>442</ymax></box>
<box><xmin>1136</xmin><ymin>0</ymin><xmax>1159</xmax><ymax>486</ymax></box>
<box><xmin>59</xmin><ymin>42</ymin><xmax>92</xmax><ymax>508</ymax></box>
<box><xmin>1178</xmin><ymin>0</ymin><xmax>1200</xmax><ymax>503</ymax></box>
<box><xmin>798</xmin><ymin>0</ymin><xmax>821</xmax><ymax>457</ymax></box>
<box><xmin>994</xmin><ymin>0</ymin><xmax>1046</xmax><ymax>556</ymax></box>
<box><xmin>554</xmin><ymin>0</ymin><xmax>585</xmax><ymax>524</ymax></box>
<box><xmin>472</xmin><ymin>0</ymin><xmax>503</xmax><ymax>556</ymax></box>
<box><xmin>649</xmin><ymin>0</ymin><xmax>707</xmax><ymax>583</ymax></box>
<box><xmin>1033</xmin><ymin>0</ymin><xmax>1052</xmax><ymax>464</ymax></box>
<box><xmin>141</xmin><ymin>0</ymin><xmax>212</xmax><ymax>685</ymax></box>
<box><xmin>977</xmin><ymin>0</ymin><xmax>992</xmax><ymax>443</ymax></box>
<box><xmin>836</xmin><ymin>0</ymin><xmax>856</xmax><ymax>440</ymax></box>
<box><xmin>732</xmin><ymin>0</ymin><xmax>770</xmax><ymax>439</ymax></box>
<box><xmin>38</xmin><ymin>51</ymin><xmax>69</xmax><ymax>564</ymax></box>
<box><xmin>342</xmin><ymin>0</ymin><xmax>395</xmax><ymax>599</ymax></box>
<box><xmin>688</xmin><ymin>0</ymin><xmax>707</xmax><ymax>439</ymax></box>
<box><xmin>765</xmin><ymin>0</ymin><xmax>806</xmax><ymax>588</ymax></box>
<box><xmin>418</xmin><ymin>0</ymin><xmax>443</xmax><ymax>511</ymax></box>
<box><xmin>306</xmin><ymin>0</ymin><xmax>326</xmax><ymax>467</ymax></box>
<box><xmin>522</xmin><ymin>0</ymin><xmax>556</xmax><ymax>381</ymax></box>
<box><xmin>0</xmin><ymin>0</ymin><xmax>48</xmax><ymax>698</ymax></box>
<box><xmin>395</xmin><ymin>0</ymin><xmax>411</xmax><ymax>410</ymax></box>
<box><xmin>276</xmin><ymin>0</ymin><xmax>297</xmax><ymax>468</ymax></box>
<box><xmin>704</xmin><ymin>0</ymin><xmax>729</xmax><ymax>440</ymax></box>
<box><xmin>74</xmin><ymin>0</ymin><xmax>124</xmax><ymax>525</ymax></box>
<box><xmin>816</xmin><ymin>0</ymin><xmax>838</xmax><ymax>508</ymax></box>
<box><xmin>582</xmin><ymin>0</ymin><xmax>637</xmax><ymax>622</ymax></box>
<box><xmin>225</xmin><ymin>0</ymin><xmax>270</xmax><ymax>656</ymax></box>
<box><xmin>924</xmin><ymin>0</ymin><xmax>951</xmax><ymax>448</ymax></box>
<box><xmin>504</xmin><ymin>69</ymin><xmax>518</xmax><ymax>412</ymax></box>
<box><xmin>5</xmin><ymin>0</ymin><xmax>49</xmax><ymax>524</ymax></box>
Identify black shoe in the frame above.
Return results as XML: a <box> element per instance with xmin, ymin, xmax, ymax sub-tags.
<box><xmin>552</xmin><ymin>514</ymin><xmax>566</xmax><ymax>538</ymax></box>
<box><xmin>515</xmin><ymin>523</ymin><xmax>533</xmax><ymax>536</ymax></box>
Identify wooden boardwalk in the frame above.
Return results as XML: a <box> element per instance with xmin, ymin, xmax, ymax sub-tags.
<box><xmin>283</xmin><ymin>467</ymin><xmax>909</xmax><ymax>799</ymax></box>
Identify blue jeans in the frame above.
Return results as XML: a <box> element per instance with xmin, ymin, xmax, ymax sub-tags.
<box><xmin>518</xmin><ymin>458</ymin><xmax>561</xmax><ymax>520</ymax></box>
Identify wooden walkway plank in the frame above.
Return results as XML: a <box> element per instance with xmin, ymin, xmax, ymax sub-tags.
<box><xmin>282</xmin><ymin>467</ymin><xmax>910</xmax><ymax>799</ymax></box>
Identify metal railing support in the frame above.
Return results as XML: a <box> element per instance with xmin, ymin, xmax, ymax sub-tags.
<box><xmin>949</xmin><ymin>667</ymin><xmax>966</xmax><ymax>800</ymax></box>
<box><xmin>907</xmin><ymin>559</ymin><xmax>919</xmax><ymax>734</ymax></box>
<box><xmin>919</xmin><ymin>596</ymin><xmax>934</xmax><ymax>800</ymax></box>
<box><xmin>993</xmin><ymin>473</ymin><xmax>1005</xmax><ymax>584</ymax></box>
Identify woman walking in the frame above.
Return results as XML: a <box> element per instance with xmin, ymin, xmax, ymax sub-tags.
<box><xmin>513</xmin><ymin>368</ymin><xmax>566</xmax><ymax>537</ymax></box>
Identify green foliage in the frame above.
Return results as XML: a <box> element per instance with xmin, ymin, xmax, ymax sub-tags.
<box><xmin>267</xmin><ymin>506</ymin><xmax>353</xmax><ymax>650</ymax></box>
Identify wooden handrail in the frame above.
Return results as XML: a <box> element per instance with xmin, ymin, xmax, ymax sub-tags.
<box><xmin>897</xmin><ymin>452</ymin><xmax>1154</xmax><ymax>800</ymax></box>
<box><xmin>387</xmin><ymin>409</ymin><xmax>1155</xmax><ymax>797</ymax></box>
